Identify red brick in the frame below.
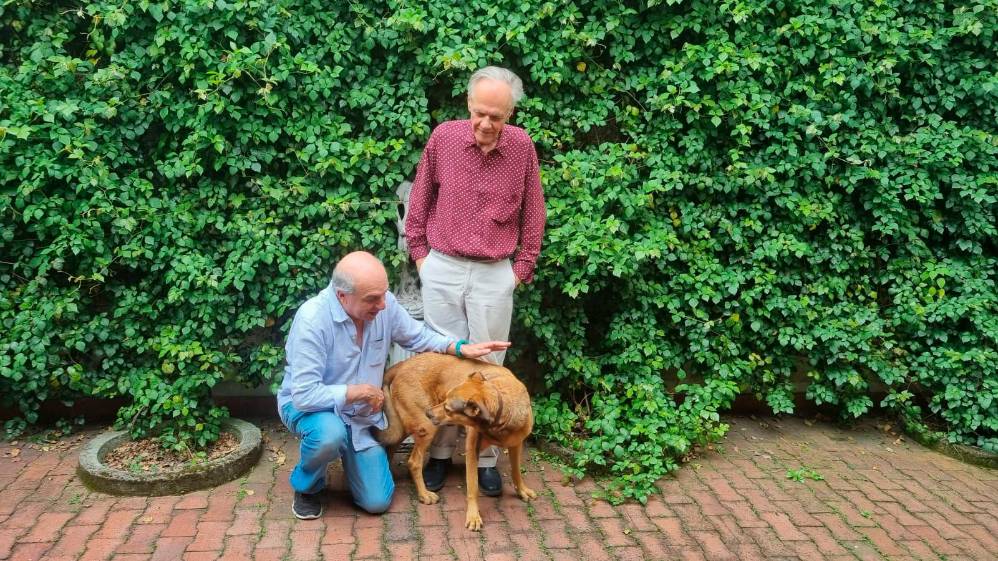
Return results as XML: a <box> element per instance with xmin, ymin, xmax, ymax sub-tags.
<box><xmin>538</xmin><ymin>519</ymin><xmax>573</xmax><ymax>549</ymax></box>
<box><xmin>291</xmin><ymin>527</ymin><xmax>324</xmax><ymax>559</ymax></box>
<box><xmin>692</xmin><ymin>530</ymin><xmax>736</xmax><ymax>560</ymax></box>
<box><xmin>906</xmin><ymin>525</ymin><xmax>962</xmax><ymax>555</ymax></box>
<box><xmin>562</xmin><ymin>506</ymin><xmax>593</xmax><ymax>533</ymax></box>
<box><xmin>706</xmin><ymin>478</ymin><xmax>743</xmax><ymax>503</ymax></box>
<box><xmin>138</xmin><ymin>496</ymin><xmax>178</xmax><ymax>524</ymax></box>
<box><xmin>18</xmin><ymin>511</ymin><xmax>74</xmax><ymax>543</ymax></box>
<box><xmin>857</xmin><ymin>526</ymin><xmax>905</xmax><ymax>556</ymax></box>
<box><xmin>550</xmin><ymin>483</ymin><xmax>583</xmax><ymax>507</ymax></box>
<box><xmin>224</xmin><ymin>508</ymin><xmax>261</xmax><ymax>536</ymax></box>
<box><xmin>174</xmin><ymin>494</ymin><xmax>209</xmax><ymax>510</ymax></box>
<box><xmin>0</xmin><ymin>527</ymin><xmax>28</xmax><ymax>559</ymax></box>
<box><xmin>254</xmin><ymin>518</ymin><xmax>292</xmax><ymax>550</ymax></box>
<box><xmin>0</xmin><ymin>488</ymin><xmax>33</xmax><ymax>516</ymax></box>
<box><xmin>114</xmin><ymin>497</ymin><xmax>149</xmax><ymax>511</ymax></box>
<box><xmin>596</xmin><ymin>517</ymin><xmax>638</xmax><ymax>547</ymax></box>
<box><xmin>93</xmin><ymin>510</ymin><xmax>141</xmax><ymax>540</ymax></box>
<box><xmin>117</xmin><ymin>523</ymin><xmax>166</xmax><ymax>554</ymax></box>
<box><xmin>251</xmin><ymin>548</ymin><xmax>285</xmax><ymax>561</ymax></box>
<box><xmin>510</xmin><ymin>532</ymin><xmax>547</xmax><ymax>560</ymax></box>
<box><xmin>481</xmin><ymin>522</ymin><xmax>514</xmax><ymax>557</ymax></box>
<box><xmin>73</xmin><ymin>498</ymin><xmax>116</xmax><ymax>526</ymax></box>
<box><xmin>320</xmin><ymin>543</ymin><xmax>355</xmax><ymax>559</ymax></box>
<box><xmin>800</xmin><ymin>526</ymin><xmax>849</xmax><ymax>555</ymax></box>
<box><xmin>79</xmin><ymin>537</ymin><xmax>124</xmax><ymax>561</ymax></box>
<box><xmin>725</xmin><ymin>501</ymin><xmax>768</xmax><ymax>528</ymax></box>
<box><xmin>586</xmin><ymin>499</ymin><xmax>617</xmax><ymax>518</ymax></box>
<box><xmin>823</xmin><ymin>501</ymin><xmax>877</xmax><ymax>528</ymax></box>
<box><xmin>651</xmin><ymin>516</ymin><xmax>693</xmax><ymax>545</ymax></box>
<box><xmin>609</xmin><ymin>546</ymin><xmax>646</xmax><ymax>561</ymax></box>
<box><xmin>200</xmin><ymin>493</ymin><xmax>236</xmax><ymax>523</ymax></box>
<box><xmin>730</xmin><ymin>541</ymin><xmax>767</xmax><ymax>561</ymax></box>
<box><xmin>161</xmin><ymin>510</ymin><xmax>201</xmax><ymax>538</ymax></box>
<box><xmin>420</xmin><ymin>526</ymin><xmax>451</xmax><ymax>556</ymax></box>
<box><xmin>150</xmin><ymin>537</ymin><xmax>195</xmax><ymax>561</ymax></box>
<box><xmin>186</xmin><ymin>521</ymin><xmax>228</xmax><ymax>552</ymax></box>
<box><xmin>738</xmin><ymin>489</ymin><xmax>780</xmax><ymax>513</ymax></box>
<box><xmin>46</xmin><ymin>526</ymin><xmax>100</xmax><ymax>558</ymax></box>
<box><xmin>813</xmin><ymin>513</ymin><xmax>862</xmax><ymax>541</ymax></box>
<box><xmin>900</xmin><ymin>539</ymin><xmax>941</xmax><ymax>561</ymax></box>
<box><xmin>182</xmin><ymin>552</ymin><xmax>219</xmax><ymax>561</ymax></box>
<box><xmin>915</xmin><ymin>511</ymin><xmax>970</xmax><ymax>539</ymax></box>
<box><xmin>2</xmin><ymin>501</ymin><xmax>47</xmax><ymax>529</ymax></box>
<box><xmin>450</xmin><ymin>536</ymin><xmax>483</xmax><ymax>561</ymax></box>
<box><xmin>744</xmin><ymin>527</ymin><xmax>794</xmax><ymax>558</ymax></box>
<box><xmin>416</xmin><ymin>501</ymin><xmax>447</xmax><ymax>527</ymax></box>
<box><xmin>8</xmin><ymin>542</ymin><xmax>53</xmax><ymax>561</ymax></box>
<box><xmin>218</xmin><ymin>534</ymin><xmax>254</xmax><ymax>560</ymax></box>
<box><xmin>759</xmin><ymin>511</ymin><xmax>808</xmax><ymax>541</ymax></box>
<box><xmin>791</xmin><ymin>540</ymin><xmax>829</xmax><ymax>561</ymax></box>
<box><xmin>383</xmin><ymin>511</ymin><xmax>414</xmax><ymax>542</ymax></box>
<box><xmin>349</xmin><ymin>526</ymin><xmax>380</xmax><ymax>558</ymax></box>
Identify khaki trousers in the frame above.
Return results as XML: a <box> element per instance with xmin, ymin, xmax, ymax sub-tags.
<box><xmin>420</xmin><ymin>250</ymin><xmax>516</xmax><ymax>467</ymax></box>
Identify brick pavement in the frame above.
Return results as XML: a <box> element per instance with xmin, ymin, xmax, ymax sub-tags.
<box><xmin>0</xmin><ymin>415</ymin><xmax>995</xmax><ymax>560</ymax></box>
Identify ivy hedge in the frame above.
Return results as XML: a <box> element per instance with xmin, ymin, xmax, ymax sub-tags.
<box><xmin>2</xmin><ymin>0</ymin><xmax>995</xmax><ymax>500</ymax></box>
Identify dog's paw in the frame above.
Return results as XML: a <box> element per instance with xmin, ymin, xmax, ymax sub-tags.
<box><xmin>465</xmin><ymin>510</ymin><xmax>483</xmax><ymax>531</ymax></box>
<box><xmin>516</xmin><ymin>486</ymin><xmax>538</xmax><ymax>502</ymax></box>
<box><xmin>418</xmin><ymin>490</ymin><xmax>440</xmax><ymax>505</ymax></box>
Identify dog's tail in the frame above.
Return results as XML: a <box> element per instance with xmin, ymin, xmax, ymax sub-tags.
<box><xmin>373</xmin><ymin>382</ymin><xmax>406</xmax><ymax>446</ymax></box>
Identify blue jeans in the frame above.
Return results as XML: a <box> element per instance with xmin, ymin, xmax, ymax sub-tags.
<box><xmin>280</xmin><ymin>403</ymin><xmax>394</xmax><ymax>514</ymax></box>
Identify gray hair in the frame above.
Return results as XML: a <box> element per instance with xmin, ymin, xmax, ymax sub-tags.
<box><xmin>468</xmin><ymin>66</ymin><xmax>524</xmax><ymax>106</ymax></box>
<box><xmin>331</xmin><ymin>267</ymin><xmax>355</xmax><ymax>294</ymax></box>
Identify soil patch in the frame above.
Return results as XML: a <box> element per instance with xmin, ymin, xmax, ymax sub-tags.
<box><xmin>104</xmin><ymin>432</ymin><xmax>239</xmax><ymax>474</ymax></box>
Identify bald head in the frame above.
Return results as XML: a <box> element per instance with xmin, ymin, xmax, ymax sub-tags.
<box><xmin>333</xmin><ymin>252</ymin><xmax>389</xmax><ymax>323</ymax></box>
<box><xmin>333</xmin><ymin>251</ymin><xmax>388</xmax><ymax>294</ymax></box>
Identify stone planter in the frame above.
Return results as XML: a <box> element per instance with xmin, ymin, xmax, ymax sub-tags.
<box><xmin>78</xmin><ymin>418</ymin><xmax>263</xmax><ymax>495</ymax></box>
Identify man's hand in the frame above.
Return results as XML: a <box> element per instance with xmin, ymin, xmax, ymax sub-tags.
<box><xmin>453</xmin><ymin>340</ymin><xmax>512</xmax><ymax>359</ymax></box>
<box><xmin>415</xmin><ymin>258</ymin><xmax>425</xmax><ymax>271</ymax></box>
<box><xmin>346</xmin><ymin>383</ymin><xmax>384</xmax><ymax>413</ymax></box>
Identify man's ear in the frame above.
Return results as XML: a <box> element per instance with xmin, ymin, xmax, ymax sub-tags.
<box><xmin>463</xmin><ymin>399</ymin><xmax>491</xmax><ymax>424</ymax></box>
<box><xmin>468</xmin><ymin>371</ymin><xmax>487</xmax><ymax>382</ymax></box>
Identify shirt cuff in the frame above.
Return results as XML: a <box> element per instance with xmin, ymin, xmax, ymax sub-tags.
<box><xmin>512</xmin><ymin>260</ymin><xmax>535</xmax><ymax>284</ymax></box>
<box><xmin>410</xmin><ymin>245</ymin><xmax>430</xmax><ymax>261</ymax></box>
<box><xmin>329</xmin><ymin>384</ymin><xmax>348</xmax><ymax>412</ymax></box>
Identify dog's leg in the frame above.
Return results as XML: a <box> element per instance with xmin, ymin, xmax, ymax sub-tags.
<box><xmin>508</xmin><ymin>443</ymin><xmax>537</xmax><ymax>502</ymax></box>
<box><xmin>408</xmin><ymin>426</ymin><xmax>440</xmax><ymax>505</ymax></box>
<box><xmin>464</xmin><ymin>428</ymin><xmax>483</xmax><ymax>531</ymax></box>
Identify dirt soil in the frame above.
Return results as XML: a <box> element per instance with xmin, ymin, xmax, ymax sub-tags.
<box><xmin>103</xmin><ymin>432</ymin><xmax>238</xmax><ymax>473</ymax></box>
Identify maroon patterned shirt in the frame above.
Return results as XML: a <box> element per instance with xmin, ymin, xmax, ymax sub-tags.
<box><xmin>405</xmin><ymin>119</ymin><xmax>546</xmax><ymax>283</ymax></box>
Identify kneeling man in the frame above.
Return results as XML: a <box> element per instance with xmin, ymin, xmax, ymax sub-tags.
<box><xmin>277</xmin><ymin>251</ymin><xmax>509</xmax><ymax>519</ymax></box>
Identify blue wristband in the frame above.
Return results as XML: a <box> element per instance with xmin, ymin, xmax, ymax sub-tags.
<box><xmin>455</xmin><ymin>339</ymin><xmax>468</xmax><ymax>358</ymax></box>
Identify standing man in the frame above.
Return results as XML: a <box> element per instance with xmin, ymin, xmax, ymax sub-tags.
<box><xmin>277</xmin><ymin>251</ymin><xmax>510</xmax><ymax>519</ymax></box>
<box><xmin>405</xmin><ymin>66</ymin><xmax>546</xmax><ymax>496</ymax></box>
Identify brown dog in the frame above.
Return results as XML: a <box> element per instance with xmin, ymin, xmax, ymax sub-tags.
<box><xmin>373</xmin><ymin>353</ymin><xmax>537</xmax><ymax>530</ymax></box>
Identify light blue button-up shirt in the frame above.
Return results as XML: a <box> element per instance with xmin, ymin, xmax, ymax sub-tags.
<box><xmin>277</xmin><ymin>282</ymin><xmax>453</xmax><ymax>451</ymax></box>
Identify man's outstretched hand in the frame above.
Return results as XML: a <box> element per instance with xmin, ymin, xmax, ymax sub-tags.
<box><xmin>452</xmin><ymin>340</ymin><xmax>512</xmax><ymax>359</ymax></box>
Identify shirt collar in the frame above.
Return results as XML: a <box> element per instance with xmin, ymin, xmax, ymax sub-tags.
<box><xmin>326</xmin><ymin>282</ymin><xmax>351</xmax><ymax>324</ymax></box>
<box><xmin>463</xmin><ymin>119</ymin><xmax>510</xmax><ymax>155</ymax></box>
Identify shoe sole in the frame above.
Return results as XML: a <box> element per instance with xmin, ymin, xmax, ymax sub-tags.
<box><xmin>292</xmin><ymin>506</ymin><xmax>323</xmax><ymax>520</ymax></box>
<box><xmin>480</xmin><ymin>486</ymin><xmax>502</xmax><ymax>497</ymax></box>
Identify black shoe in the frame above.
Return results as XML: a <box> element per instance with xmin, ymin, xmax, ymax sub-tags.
<box><xmin>478</xmin><ymin>467</ymin><xmax>502</xmax><ymax>497</ymax></box>
<box><xmin>292</xmin><ymin>491</ymin><xmax>323</xmax><ymax>520</ymax></box>
<box><xmin>423</xmin><ymin>458</ymin><xmax>451</xmax><ymax>492</ymax></box>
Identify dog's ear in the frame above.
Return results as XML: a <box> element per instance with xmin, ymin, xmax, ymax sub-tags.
<box><xmin>468</xmin><ymin>371</ymin><xmax>487</xmax><ymax>383</ymax></box>
<box><xmin>463</xmin><ymin>399</ymin><xmax>492</xmax><ymax>424</ymax></box>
